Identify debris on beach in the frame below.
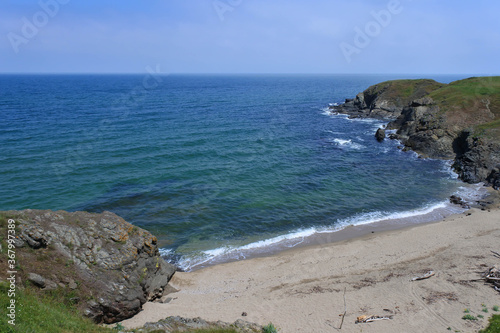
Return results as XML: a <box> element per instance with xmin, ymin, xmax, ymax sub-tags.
<box><xmin>411</xmin><ymin>270</ymin><xmax>435</xmax><ymax>281</ymax></box>
<box><xmin>483</xmin><ymin>262</ymin><xmax>500</xmax><ymax>292</ymax></box>
<box><xmin>355</xmin><ymin>314</ymin><xmax>393</xmax><ymax>324</ymax></box>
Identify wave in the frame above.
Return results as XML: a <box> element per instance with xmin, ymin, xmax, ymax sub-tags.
<box><xmin>160</xmin><ymin>184</ymin><xmax>485</xmax><ymax>272</ymax></box>
<box><xmin>332</xmin><ymin>138</ymin><xmax>365</xmax><ymax>150</ymax></box>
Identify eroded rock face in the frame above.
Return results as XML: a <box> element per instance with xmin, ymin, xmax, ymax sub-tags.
<box><xmin>375</xmin><ymin>128</ymin><xmax>386</xmax><ymax>142</ymax></box>
<box><xmin>330</xmin><ymin>79</ymin><xmax>500</xmax><ymax>186</ymax></box>
<box><xmin>8</xmin><ymin>209</ymin><xmax>176</xmax><ymax>324</ymax></box>
<box><xmin>452</xmin><ymin>132</ymin><xmax>500</xmax><ymax>185</ymax></box>
<box><xmin>386</xmin><ymin>98</ymin><xmax>458</xmax><ymax>159</ymax></box>
<box><xmin>331</xmin><ymin>79</ymin><xmax>444</xmax><ymax>119</ymax></box>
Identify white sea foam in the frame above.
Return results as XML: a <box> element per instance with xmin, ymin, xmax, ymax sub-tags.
<box><xmin>441</xmin><ymin>160</ymin><xmax>459</xmax><ymax>179</ymax></box>
<box><xmin>161</xmin><ymin>194</ymin><xmax>481</xmax><ymax>272</ymax></box>
<box><xmin>169</xmin><ymin>227</ymin><xmax>319</xmax><ymax>271</ymax></box>
<box><xmin>332</xmin><ymin>201</ymin><xmax>456</xmax><ymax>230</ymax></box>
<box><xmin>454</xmin><ymin>182</ymin><xmax>488</xmax><ymax>203</ymax></box>
<box><xmin>346</xmin><ymin>117</ymin><xmax>381</xmax><ymax>124</ymax></box>
<box><xmin>332</xmin><ymin>138</ymin><xmax>365</xmax><ymax>150</ymax></box>
<box><xmin>158</xmin><ymin>248</ymin><xmax>173</xmax><ymax>257</ymax></box>
<box><xmin>333</xmin><ymin>138</ymin><xmax>351</xmax><ymax>145</ymax></box>
<box><xmin>321</xmin><ymin>107</ymin><xmax>331</xmax><ymax>115</ymax></box>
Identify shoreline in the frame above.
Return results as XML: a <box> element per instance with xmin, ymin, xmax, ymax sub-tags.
<box><xmin>121</xmin><ymin>194</ymin><xmax>500</xmax><ymax>332</ymax></box>
<box><xmin>164</xmin><ymin>182</ymin><xmax>490</xmax><ymax>272</ymax></box>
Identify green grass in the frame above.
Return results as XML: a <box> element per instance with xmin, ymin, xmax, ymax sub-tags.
<box><xmin>480</xmin><ymin>315</ymin><xmax>500</xmax><ymax>333</ymax></box>
<box><xmin>167</xmin><ymin>322</ymin><xmax>278</xmax><ymax>333</ymax></box>
<box><xmin>462</xmin><ymin>314</ymin><xmax>478</xmax><ymax>321</ymax></box>
<box><xmin>0</xmin><ymin>213</ymin><xmax>11</xmax><ymax>255</ymax></box>
<box><xmin>262</xmin><ymin>323</ymin><xmax>278</xmax><ymax>333</ymax></box>
<box><xmin>0</xmin><ymin>282</ymin><xmax>113</xmax><ymax>333</ymax></box>
<box><xmin>494</xmin><ymin>306</ymin><xmax>499</xmax><ymax>312</ymax></box>
<box><xmin>429</xmin><ymin>76</ymin><xmax>500</xmax><ymax>136</ymax></box>
<box><xmin>171</xmin><ymin>329</ymin><xmax>239</xmax><ymax>333</ymax></box>
<box><xmin>365</xmin><ymin>79</ymin><xmax>445</xmax><ymax>106</ymax></box>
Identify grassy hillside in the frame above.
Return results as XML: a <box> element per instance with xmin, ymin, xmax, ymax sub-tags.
<box><xmin>364</xmin><ymin>76</ymin><xmax>500</xmax><ymax>138</ymax></box>
<box><xmin>0</xmin><ymin>282</ymin><xmax>113</xmax><ymax>333</ymax></box>
<box><xmin>429</xmin><ymin>76</ymin><xmax>500</xmax><ymax>137</ymax></box>
<box><xmin>363</xmin><ymin>79</ymin><xmax>445</xmax><ymax>108</ymax></box>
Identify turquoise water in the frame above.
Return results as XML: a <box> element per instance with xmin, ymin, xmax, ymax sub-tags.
<box><xmin>0</xmin><ymin>74</ymin><xmax>473</xmax><ymax>270</ymax></box>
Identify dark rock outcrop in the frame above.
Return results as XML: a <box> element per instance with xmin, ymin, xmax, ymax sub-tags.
<box><xmin>375</xmin><ymin>128</ymin><xmax>386</xmax><ymax>142</ymax></box>
<box><xmin>6</xmin><ymin>209</ymin><xmax>176</xmax><ymax>324</ymax></box>
<box><xmin>487</xmin><ymin>166</ymin><xmax>500</xmax><ymax>190</ymax></box>
<box><xmin>330</xmin><ymin>77</ymin><xmax>500</xmax><ymax>186</ymax></box>
<box><xmin>330</xmin><ymin>79</ymin><xmax>445</xmax><ymax>119</ymax></box>
<box><xmin>449</xmin><ymin>195</ymin><xmax>470</xmax><ymax>209</ymax></box>
<box><xmin>452</xmin><ymin>131</ymin><xmax>500</xmax><ymax>184</ymax></box>
<box><xmin>386</xmin><ymin>97</ymin><xmax>458</xmax><ymax>159</ymax></box>
<box><xmin>139</xmin><ymin>316</ymin><xmax>263</xmax><ymax>333</ymax></box>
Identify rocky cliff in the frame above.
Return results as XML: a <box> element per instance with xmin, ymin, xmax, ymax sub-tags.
<box><xmin>330</xmin><ymin>77</ymin><xmax>500</xmax><ymax>187</ymax></box>
<box><xmin>0</xmin><ymin>209</ymin><xmax>176</xmax><ymax>324</ymax></box>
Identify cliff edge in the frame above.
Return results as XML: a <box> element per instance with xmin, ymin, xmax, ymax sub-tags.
<box><xmin>0</xmin><ymin>210</ymin><xmax>176</xmax><ymax>324</ymax></box>
<box><xmin>330</xmin><ymin>77</ymin><xmax>500</xmax><ymax>187</ymax></box>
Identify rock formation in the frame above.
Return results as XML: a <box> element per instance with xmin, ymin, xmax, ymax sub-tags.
<box><xmin>4</xmin><ymin>209</ymin><xmax>176</xmax><ymax>323</ymax></box>
<box><xmin>375</xmin><ymin>128</ymin><xmax>386</xmax><ymax>142</ymax></box>
<box><xmin>330</xmin><ymin>77</ymin><xmax>500</xmax><ymax>187</ymax></box>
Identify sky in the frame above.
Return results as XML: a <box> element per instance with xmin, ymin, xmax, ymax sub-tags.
<box><xmin>1</xmin><ymin>0</ymin><xmax>499</xmax><ymax>74</ymax></box>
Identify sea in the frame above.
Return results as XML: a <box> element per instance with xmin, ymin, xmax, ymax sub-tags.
<box><xmin>0</xmin><ymin>74</ymin><xmax>486</xmax><ymax>271</ymax></box>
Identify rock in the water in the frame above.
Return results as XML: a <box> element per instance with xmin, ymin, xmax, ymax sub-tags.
<box><xmin>375</xmin><ymin>128</ymin><xmax>386</xmax><ymax>142</ymax></box>
<box><xmin>5</xmin><ymin>209</ymin><xmax>177</xmax><ymax>324</ymax></box>
<box><xmin>449</xmin><ymin>195</ymin><xmax>470</xmax><ymax>209</ymax></box>
<box><xmin>332</xmin><ymin>77</ymin><xmax>500</xmax><ymax>185</ymax></box>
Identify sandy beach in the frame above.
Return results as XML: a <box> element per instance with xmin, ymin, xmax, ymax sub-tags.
<box><xmin>121</xmin><ymin>206</ymin><xmax>500</xmax><ymax>333</ymax></box>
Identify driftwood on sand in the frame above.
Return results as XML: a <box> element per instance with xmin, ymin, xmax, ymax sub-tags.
<box><xmin>411</xmin><ymin>270</ymin><xmax>435</xmax><ymax>281</ymax></box>
<box><xmin>355</xmin><ymin>315</ymin><xmax>393</xmax><ymax>324</ymax></box>
<box><xmin>484</xmin><ymin>265</ymin><xmax>500</xmax><ymax>292</ymax></box>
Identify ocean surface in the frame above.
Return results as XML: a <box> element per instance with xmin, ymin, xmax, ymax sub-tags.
<box><xmin>0</xmin><ymin>74</ymin><xmax>484</xmax><ymax>271</ymax></box>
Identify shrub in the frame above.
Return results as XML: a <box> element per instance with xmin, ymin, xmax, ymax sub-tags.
<box><xmin>263</xmin><ymin>323</ymin><xmax>278</xmax><ymax>333</ymax></box>
<box><xmin>479</xmin><ymin>315</ymin><xmax>500</xmax><ymax>333</ymax></box>
<box><xmin>462</xmin><ymin>314</ymin><xmax>478</xmax><ymax>321</ymax></box>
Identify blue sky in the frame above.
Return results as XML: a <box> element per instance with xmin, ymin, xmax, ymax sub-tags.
<box><xmin>1</xmin><ymin>0</ymin><xmax>499</xmax><ymax>74</ymax></box>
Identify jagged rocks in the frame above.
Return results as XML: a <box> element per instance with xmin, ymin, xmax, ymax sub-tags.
<box><xmin>5</xmin><ymin>209</ymin><xmax>177</xmax><ymax>324</ymax></box>
<box><xmin>487</xmin><ymin>167</ymin><xmax>500</xmax><ymax>190</ymax></box>
<box><xmin>449</xmin><ymin>195</ymin><xmax>470</xmax><ymax>209</ymax></box>
<box><xmin>375</xmin><ymin>128</ymin><xmax>386</xmax><ymax>142</ymax></box>
<box><xmin>452</xmin><ymin>131</ymin><xmax>500</xmax><ymax>184</ymax></box>
<box><xmin>331</xmin><ymin>77</ymin><xmax>500</xmax><ymax>186</ymax></box>
<box><xmin>138</xmin><ymin>316</ymin><xmax>263</xmax><ymax>333</ymax></box>
<box><xmin>331</xmin><ymin>79</ymin><xmax>445</xmax><ymax>119</ymax></box>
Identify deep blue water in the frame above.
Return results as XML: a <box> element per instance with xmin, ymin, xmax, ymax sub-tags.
<box><xmin>0</xmin><ymin>74</ymin><xmax>474</xmax><ymax>270</ymax></box>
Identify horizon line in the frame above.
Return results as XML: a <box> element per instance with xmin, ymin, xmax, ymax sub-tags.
<box><xmin>0</xmin><ymin>72</ymin><xmax>498</xmax><ymax>76</ymax></box>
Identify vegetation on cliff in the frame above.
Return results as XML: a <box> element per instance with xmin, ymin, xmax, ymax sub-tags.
<box><xmin>0</xmin><ymin>281</ymin><xmax>113</xmax><ymax>333</ymax></box>
<box><xmin>331</xmin><ymin>76</ymin><xmax>500</xmax><ymax>187</ymax></box>
<box><xmin>362</xmin><ymin>79</ymin><xmax>445</xmax><ymax>109</ymax></box>
<box><xmin>428</xmin><ymin>76</ymin><xmax>500</xmax><ymax>138</ymax></box>
<box><xmin>0</xmin><ymin>210</ymin><xmax>176</xmax><ymax>326</ymax></box>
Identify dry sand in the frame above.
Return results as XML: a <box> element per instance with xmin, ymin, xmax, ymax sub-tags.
<box><xmin>121</xmin><ymin>207</ymin><xmax>500</xmax><ymax>332</ymax></box>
